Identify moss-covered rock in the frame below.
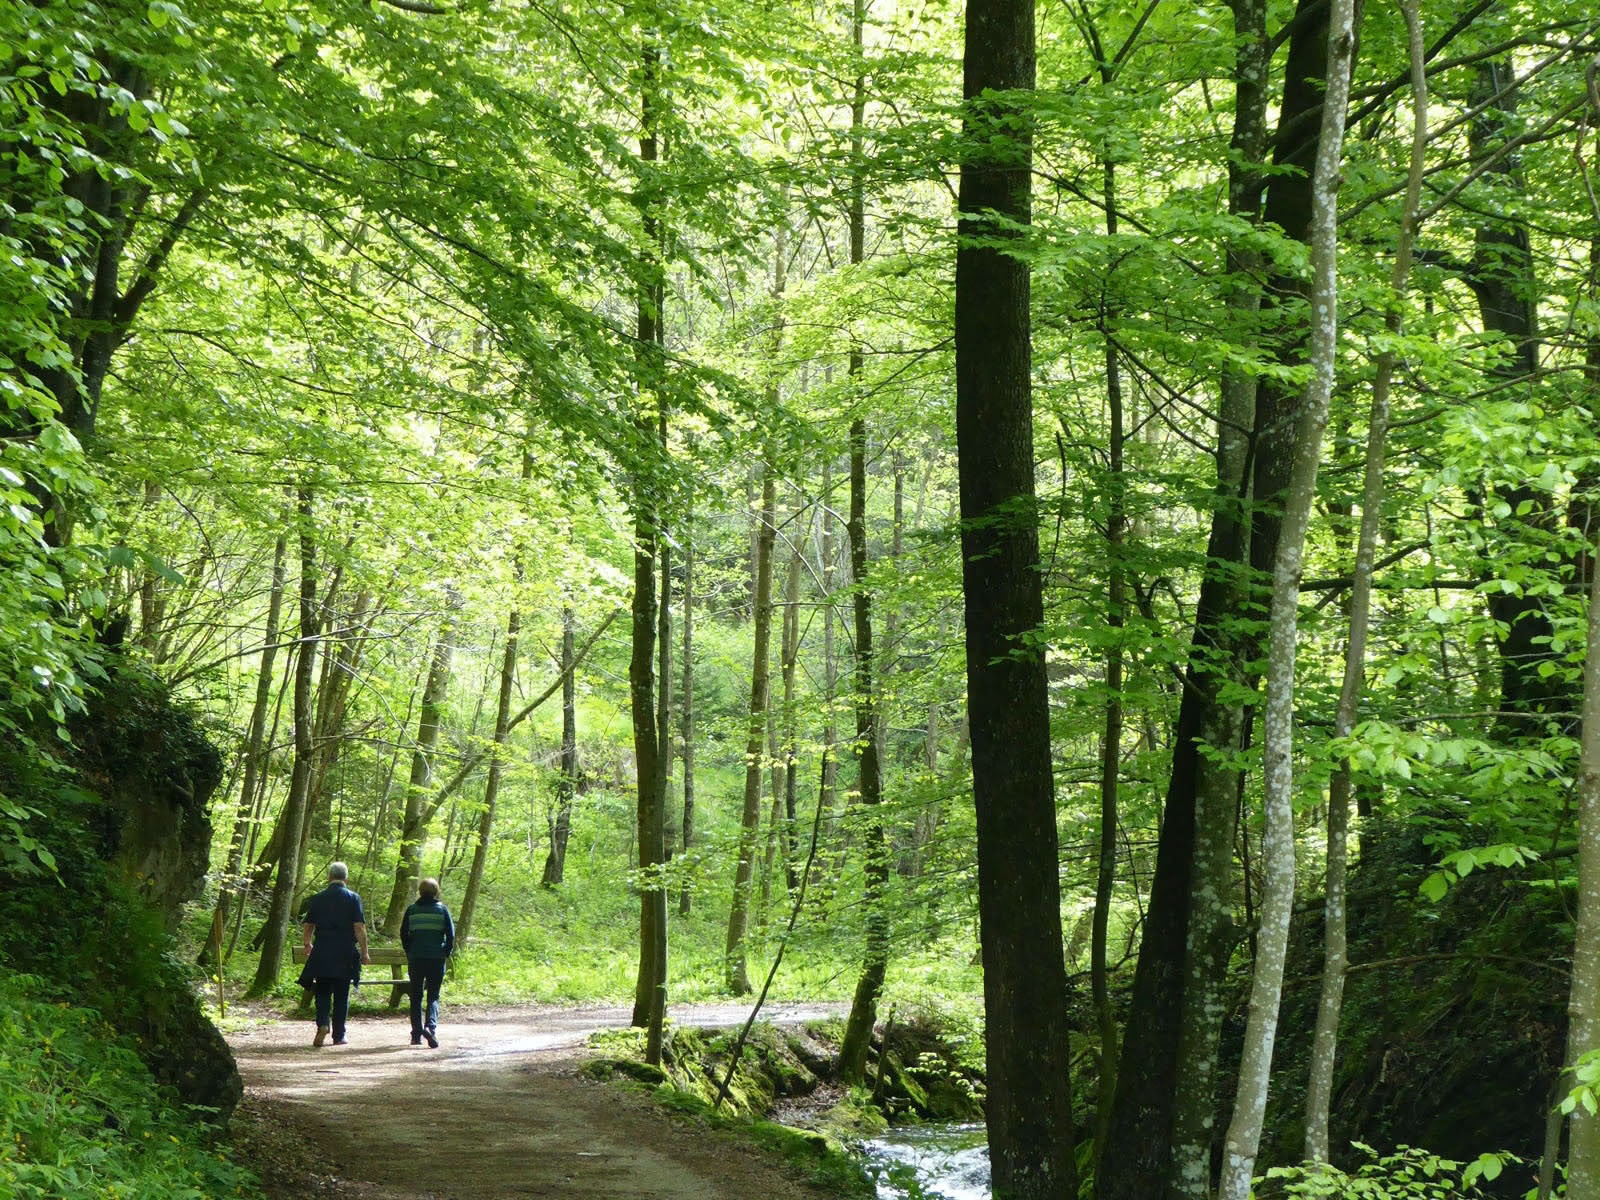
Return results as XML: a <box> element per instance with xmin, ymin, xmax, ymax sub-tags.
<box><xmin>0</xmin><ymin>661</ymin><xmax>239</xmax><ymax>1120</ymax></box>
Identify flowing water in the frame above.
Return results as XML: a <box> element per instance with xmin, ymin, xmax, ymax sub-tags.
<box><xmin>859</xmin><ymin>1123</ymin><xmax>991</xmax><ymax>1200</ymax></box>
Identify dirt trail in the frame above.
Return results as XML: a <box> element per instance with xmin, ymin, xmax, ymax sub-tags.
<box><xmin>227</xmin><ymin>1002</ymin><xmax>850</xmax><ymax>1200</ymax></box>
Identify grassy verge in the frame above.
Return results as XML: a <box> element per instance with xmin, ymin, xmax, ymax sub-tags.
<box><xmin>0</xmin><ymin>976</ymin><xmax>262</xmax><ymax>1200</ymax></box>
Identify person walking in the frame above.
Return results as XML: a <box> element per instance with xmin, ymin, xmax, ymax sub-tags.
<box><xmin>400</xmin><ymin>877</ymin><xmax>455</xmax><ymax>1048</ymax></box>
<box><xmin>299</xmin><ymin>862</ymin><xmax>370</xmax><ymax>1047</ymax></box>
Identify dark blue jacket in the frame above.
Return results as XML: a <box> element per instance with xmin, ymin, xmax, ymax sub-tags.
<box><xmin>400</xmin><ymin>898</ymin><xmax>455</xmax><ymax>963</ymax></box>
<box><xmin>301</xmin><ymin>882</ymin><xmax>365</xmax><ymax>980</ymax></box>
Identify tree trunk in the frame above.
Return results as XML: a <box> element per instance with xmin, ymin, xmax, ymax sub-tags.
<box><xmin>819</xmin><ymin>456</ymin><xmax>840</xmax><ymax>861</ymax></box>
<box><xmin>1304</xmin><ymin>0</ymin><xmax>1427</xmax><ymax>1161</ymax></box>
<box><xmin>780</xmin><ymin>535</ymin><xmax>804</xmax><ymax>894</ymax></box>
<box><xmin>725</xmin><ymin>465</ymin><xmax>777</xmax><ymax>996</ymax></box>
<box><xmin>1101</xmin><ymin>2</ymin><xmax>1328</xmax><ymax>1192</ymax></box>
<box><xmin>1091</xmin><ymin>149</ymin><xmax>1127</xmax><ymax>1168</ymax></box>
<box><xmin>628</xmin><ymin>31</ymin><xmax>669</xmax><ymax>1065</ymax></box>
<box><xmin>837</xmin><ymin>0</ymin><xmax>892</xmax><ymax>1084</ymax></box>
<box><xmin>203</xmin><ymin>533</ymin><xmax>287</xmax><ymax>969</ymax></box>
<box><xmin>1218</xmin><ymin>1</ymin><xmax>1355</xmax><ymax>1193</ymax></box>
<box><xmin>1465</xmin><ymin>61</ymin><xmax>1569</xmax><ymax>733</ymax></box>
<box><xmin>381</xmin><ymin>589</ymin><xmax>460</xmax><ymax>933</ymax></box>
<box><xmin>1564</xmin><ymin>491</ymin><xmax>1600</xmax><ymax>1197</ymax></box>
<box><xmin>458</xmin><ymin>600</ymin><xmax>521</xmax><ymax>944</ymax></box>
<box><xmin>543</xmin><ymin>606</ymin><xmax>578</xmax><ymax>888</ymax></box>
<box><xmin>956</xmin><ymin>0</ymin><xmax>1077</xmax><ymax>1192</ymax></box>
<box><xmin>678</xmin><ymin>522</ymin><xmax>697</xmax><ymax>915</ymax></box>
<box><xmin>247</xmin><ymin>488</ymin><xmax>319</xmax><ymax>998</ymax></box>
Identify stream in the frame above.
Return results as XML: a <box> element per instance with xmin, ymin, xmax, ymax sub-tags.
<box><xmin>860</xmin><ymin>1123</ymin><xmax>991</xmax><ymax>1200</ymax></box>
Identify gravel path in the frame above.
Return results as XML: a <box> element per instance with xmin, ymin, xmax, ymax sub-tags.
<box><xmin>227</xmin><ymin>1001</ymin><xmax>849</xmax><ymax>1200</ymax></box>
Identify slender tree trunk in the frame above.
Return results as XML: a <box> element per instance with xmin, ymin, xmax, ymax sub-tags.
<box><xmin>838</xmin><ymin>0</ymin><xmax>892</xmax><ymax>1084</ymax></box>
<box><xmin>1217</xmin><ymin>4</ymin><xmax>1354</xmax><ymax>1195</ymax></box>
<box><xmin>627</xmin><ymin>34</ymin><xmax>669</xmax><ymax>1064</ymax></box>
<box><xmin>1091</xmin><ymin>150</ymin><xmax>1127</xmax><ymax>1167</ymax></box>
<box><xmin>382</xmin><ymin>589</ymin><xmax>460</xmax><ymax>933</ymax></box>
<box><xmin>780</xmin><ymin>535</ymin><xmax>804</xmax><ymax>893</ymax></box>
<box><xmin>837</xmin><ymin>405</ymin><xmax>890</xmax><ymax>1081</ymax></box>
<box><xmin>1304</xmin><ymin>0</ymin><xmax>1427</xmax><ymax>1161</ymax></box>
<box><xmin>956</xmin><ymin>0</ymin><xmax>1077</xmax><ymax>1192</ymax></box>
<box><xmin>726</xmin><ymin>465</ymin><xmax>777</xmax><ymax>996</ymax></box>
<box><xmin>204</xmin><ymin>534</ymin><xmax>287</xmax><ymax>968</ymax></box>
<box><xmin>247</xmin><ymin>488</ymin><xmax>319</xmax><ymax>998</ymax></box>
<box><xmin>658</xmin><ymin>529</ymin><xmax>674</xmax><ymax>858</ymax></box>
<box><xmin>458</xmin><ymin>600</ymin><xmax>521</xmax><ymax>943</ymax></box>
<box><xmin>679</xmin><ymin>522</ymin><xmax>697</xmax><ymax>915</ymax></box>
<box><xmin>543</xmin><ymin>606</ymin><xmax>578</xmax><ymax>888</ymax></box>
<box><xmin>819</xmin><ymin>456</ymin><xmax>840</xmax><ymax>858</ymax></box>
<box><xmin>1565</xmin><ymin>479</ymin><xmax>1600</xmax><ymax>1197</ymax></box>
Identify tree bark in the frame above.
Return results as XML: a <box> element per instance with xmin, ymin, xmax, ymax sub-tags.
<box><xmin>458</xmin><ymin>598</ymin><xmax>521</xmax><ymax>943</ymax></box>
<box><xmin>628</xmin><ymin>31</ymin><xmax>669</xmax><ymax>1064</ymax></box>
<box><xmin>678</xmin><ymin>521</ymin><xmax>696</xmax><ymax>915</ymax></box>
<box><xmin>956</xmin><ymin>0</ymin><xmax>1077</xmax><ymax>1192</ymax></box>
<box><xmin>726</xmin><ymin>465</ymin><xmax>777</xmax><ymax>996</ymax></box>
<box><xmin>1218</xmin><ymin>1</ymin><xmax>1355</xmax><ymax>1193</ymax></box>
<box><xmin>247</xmin><ymin>488</ymin><xmax>319</xmax><ymax>997</ymax></box>
<box><xmin>543</xmin><ymin>606</ymin><xmax>578</xmax><ymax>888</ymax></box>
<box><xmin>1304</xmin><ymin>0</ymin><xmax>1427</xmax><ymax>1162</ymax></box>
<box><xmin>1100</xmin><ymin>2</ymin><xmax>1328</xmax><ymax>1192</ymax></box>
<box><xmin>1564</xmin><ymin>504</ymin><xmax>1600</xmax><ymax>1196</ymax></box>
<box><xmin>203</xmin><ymin>533</ymin><xmax>287</xmax><ymax>969</ymax></box>
<box><xmin>837</xmin><ymin>0</ymin><xmax>892</xmax><ymax>1084</ymax></box>
<box><xmin>381</xmin><ymin>588</ymin><xmax>460</xmax><ymax>933</ymax></box>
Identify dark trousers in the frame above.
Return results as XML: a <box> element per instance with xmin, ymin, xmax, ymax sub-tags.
<box><xmin>313</xmin><ymin>977</ymin><xmax>352</xmax><ymax>1039</ymax></box>
<box><xmin>408</xmin><ymin>959</ymin><xmax>445</xmax><ymax>1036</ymax></box>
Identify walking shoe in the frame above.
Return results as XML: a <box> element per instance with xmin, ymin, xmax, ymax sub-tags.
<box><xmin>313</xmin><ymin>1026</ymin><xmax>329</xmax><ymax>1048</ymax></box>
<box><xmin>424</xmin><ymin>1029</ymin><xmax>438</xmax><ymax>1049</ymax></box>
<box><xmin>332</xmin><ymin>1037</ymin><xmax>348</xmax><ymax>1045</ymax></box>
<box><xmin>410</xmin><ymin>1035</ymin><xmax>422</xmax><ymax>1046</ymax></box>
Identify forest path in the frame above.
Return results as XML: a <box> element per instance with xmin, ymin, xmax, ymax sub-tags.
<box><xmin>227</xmin><ymin>1001</ymin><xmax>846</xmax><ymax>1200</ymax></box>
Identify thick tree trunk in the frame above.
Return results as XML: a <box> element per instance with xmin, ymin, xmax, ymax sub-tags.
<box><xmin>1465</xmin><ymin>61</ymin><xmax>1569</xmax><ymax>733</ymax></box>
<box><xmin>1101</xmin><ymin>3</ymin><xmax>1329</xmax><ymax>1193</ymax></box>
<box><xmin>725</xmin><ymin>466</ymin><xmax>777</xmax><ymax>995</ymax></box>
<box><xmin>381</xmin><ymin>590</ymin><xmax>460</xmax><ymax>933</ymax></box>
<box><xmin>247</xmin><ymin>489</ymin><xmax>319</xmax><ymax>998</ymax></box>
<box><xmin>956</xmin><ymin>0</ymin><xmax>1077</xmax><ymax>1193</ymax></box>
<box><xmin>1218</xmin><ymin>3</ymin><xmax>1355</xmax><ymax>1194</ymax></box>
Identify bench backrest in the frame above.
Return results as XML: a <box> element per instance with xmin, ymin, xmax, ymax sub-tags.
<box><xmin>291</xmin><ymin>945</ymin><xmax>407</xmax><ymax>965</ymax></box>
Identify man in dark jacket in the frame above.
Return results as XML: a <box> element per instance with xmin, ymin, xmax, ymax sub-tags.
<box><xmin>300</xmin><ymin>862</ymin><xmax>370</xmax><ymax>1047</ymax></box>
<box><xmin>400</xmin><ymin>877</ymin><xmax>455</xmax><ymax>1048</ymax></box>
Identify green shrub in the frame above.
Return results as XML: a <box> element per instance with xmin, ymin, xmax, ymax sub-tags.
<box><xmin>1262</xmin><ymin>1144</ymin><xmax>1517</xmax><ymax>1198</ymax></box>
<box><xmin>0</xmin><ymin>976</ymin><xmax>262</xmax><ymax>1200</ymax></box>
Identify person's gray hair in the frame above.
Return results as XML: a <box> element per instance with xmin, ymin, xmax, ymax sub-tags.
<box><xmin>327</xmin><ymin>861</ymin><xmax>349</xmax><ymax>881</ymax></box>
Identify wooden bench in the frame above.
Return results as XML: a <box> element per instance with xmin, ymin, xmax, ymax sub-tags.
<box><xmin>292</xmin><ymin>945</ymin><xmax>414</xmax><ymax>1009</ymax></box>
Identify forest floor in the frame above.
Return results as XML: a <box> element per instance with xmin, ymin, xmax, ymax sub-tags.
<box><xmin>226</xmin><ymin>1000</ymin><xmax>851</xmax><ymax>1200</ymax></box>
